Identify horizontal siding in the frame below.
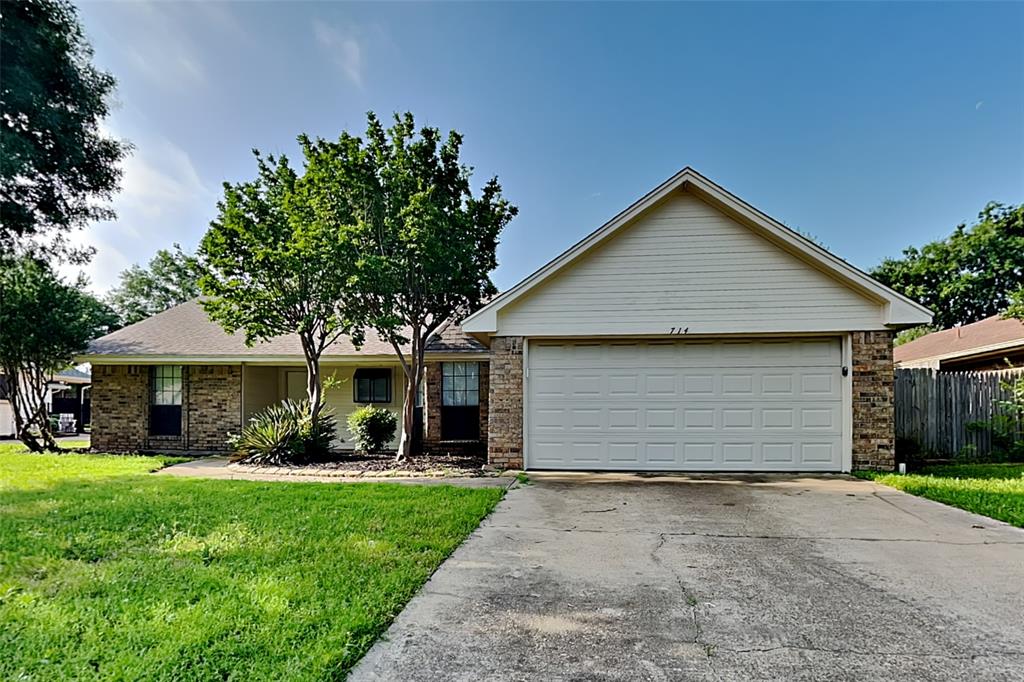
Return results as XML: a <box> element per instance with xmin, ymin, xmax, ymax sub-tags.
<box><xmin>498</xmin><ymin>190</ymin><xmax>884</xmax><ymax>336</ymax></box>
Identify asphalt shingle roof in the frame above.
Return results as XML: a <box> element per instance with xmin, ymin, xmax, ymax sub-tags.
<box><xmin>894</xmin><ymin>314</ymin><xmax>1024</xmax><ymax>364</ymax></box>
<box><xmin>84</xmin><ymin>300</ymin><xmax>486</xmax><ymax>358</ymax></box>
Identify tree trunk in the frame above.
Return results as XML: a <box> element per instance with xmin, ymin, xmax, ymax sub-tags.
<box><xmin>299</xmin><ymin>334</ymin><xmax>323</xmax><ymax>421</ymax></box>
<box><xmin>397</xmin><ymin>377</ymin><xmax>416</xmax><ymax>462</ymax></box>
<box><xmin>394</xmin><ymin>330</ymin><xmax>425</xmax><ymax>462</ymax></box>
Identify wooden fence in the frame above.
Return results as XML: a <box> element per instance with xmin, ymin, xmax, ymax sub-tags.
<box><xmin>894</xmin><ymin>368</ymin><xmax>1024</xmax><ymax>457</ymax></box>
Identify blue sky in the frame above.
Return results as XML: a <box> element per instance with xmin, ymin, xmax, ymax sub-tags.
<box><xmin>70</xmin><ymin>1</ymin><xmax>1024</xmax><ymax>294</ymax></box>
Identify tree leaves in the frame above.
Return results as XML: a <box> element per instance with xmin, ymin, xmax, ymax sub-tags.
<box><xmin>872</xmin><ymin>203</ymin><xmax>1024</xmax><ymax>329</ymax></box>
<box><xmin>0</xmin><ymin>0</ymin><xmax>130</xmax><ymax>262</ymax></box>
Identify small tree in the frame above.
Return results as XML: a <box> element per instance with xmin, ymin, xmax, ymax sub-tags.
<box><xmin>0</xmin><ymin>0</ymin><xmax>130</xmax><ymax>262</ymax></box>
<box><xmin>301</xmin><ymin>112</ymin><xmax>517</xmax><ymax>460</ymax></box>
<box><xmin>0</xmin><ymin>256</ymin><xmax>117</xmax><ymax>451</ymax></box>
<box><xmin>198</xmin><ymin>151</ymin><xmax>361</xmax><ymax>421</ymax></box>
<box><xmin>107</xmin><ymin>244</ymin><xmax>200</xmax><ymax>326</ymax></box>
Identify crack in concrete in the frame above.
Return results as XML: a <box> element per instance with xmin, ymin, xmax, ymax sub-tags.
<box><xmin>871</xmin><ymin>491</ymin><xmax>933</xmax><ymax>525</ymax></box>
<box><xmin>487</xmin><ymin>524</ymin><xmax>1024</xmax><ymax>546</ymax></box>
<box><xmin>650</xmin><ymin>533</ymin><xmax>715</xmax><ymax>662</ymax></box>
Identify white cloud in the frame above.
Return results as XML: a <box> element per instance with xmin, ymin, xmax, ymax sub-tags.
<box><xmin>313</xmin><ymin>19</ymin><xmax>364</xmax><ymax>87</ymax></box>
<box><xmin>975</xmin><ymin>100</ymin><xmax>984</xmax><ymax>110</ymax></box>
<box><xmin>62</xmin><ymin>129</ymin><xmax>214</xmax><ymax>294</ymax></box>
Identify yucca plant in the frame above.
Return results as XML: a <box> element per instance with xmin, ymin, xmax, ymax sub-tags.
<box><xmin>229</xmin><ymin>399</ymin><xmax>337</xmax><ymax>465</ymax></box>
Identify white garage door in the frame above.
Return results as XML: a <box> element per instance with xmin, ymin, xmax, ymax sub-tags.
<box><xmin>527</xmin><ymin>338</ymin><xmax>845</xmax><ymax>472</ymax></box>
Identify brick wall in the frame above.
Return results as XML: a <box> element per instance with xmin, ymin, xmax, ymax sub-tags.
<box><xmin>421</xmin><ymin>361</ymin><xmax>489</xmax><ymax>456</ymax></box>
<box><xmin>852</xmin><ymin>331</ymin><xmax>896</xmax><ymax>471</ymax></box>
<box><xmin>186</xmin><ymin>365</ymin><xmax>242</xmax><ymax>451</ymax></box>
<box><xmin>90</xmin><ymin>364</ymin><xmax>241</xmax><ymax>453</ymax></box>
<box><xmin>91</xmin><ymin>365</ymin><xmax>148</xmax><ymax>451</ymax></box>
<box><xmin>486</xmin><ymin>337</ymin><xmax>524</xmax><ymax>469</ymax></box>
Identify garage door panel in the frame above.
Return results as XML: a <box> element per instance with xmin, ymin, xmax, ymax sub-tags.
<box><xmin>527</xmin><ymin>338</ymin><xmax>845</xmax><ymax>472</ymax></box>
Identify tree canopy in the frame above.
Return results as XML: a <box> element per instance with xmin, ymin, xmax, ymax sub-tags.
<box><xmin>872</xmin><ymin>202</ymin><xmax>1024</xmax><ymax>330</ymax></box>
<box><xmin>107</xmin><ymin>245</ymin><xmax>201</xmax><ymax>326</ymax></box>
<box><xmin>0</xmin><ymin>0</ymin><xmax>129</xmax><ymax>261</ymax></box>
<box><xmin>300</xmin><ymin>112</ymin><xmax>517</xmax><ymax>459</ymax></box>
<box><xmin>0</xmin><ymin>256</ymin><xmax>117</xmax><ymax>450</ymax></box>
<box><xmin>197</xmin><ymin>150</ymin><xmax>362</xmax><ymax>421</ymax></box>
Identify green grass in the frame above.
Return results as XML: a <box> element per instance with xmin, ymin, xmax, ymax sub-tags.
<box><xmin>0</xmin><ymin>443</ymin><xmax>503</xmax><ymax>680</ymax></box>
<box><xmin>859</xmin><ymin>463</ymin><xmax>1024</xmax><ymax>528</ymax></box>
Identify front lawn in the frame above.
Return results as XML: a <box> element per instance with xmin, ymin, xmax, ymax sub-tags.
<box><xmin>0</xmin><ymin>443</ymin><xmax>503</xmax><ymax>680</ymax></box>
<box><xmin>859</xmin><ymin>463</ymin><xmax>1024</xmax><ymax>528</ymax></box>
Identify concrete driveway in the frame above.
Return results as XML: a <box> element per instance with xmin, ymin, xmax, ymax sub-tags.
<box><xmin>351</xmin><ymin>474</ymin><xmax>1024</xmax><ymax>681</ymax></box>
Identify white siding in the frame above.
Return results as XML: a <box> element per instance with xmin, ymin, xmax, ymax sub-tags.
<box><xmin>498</xmin><ymin>190</ymin><xmax>884</xmax><ymax>336</ymax></box>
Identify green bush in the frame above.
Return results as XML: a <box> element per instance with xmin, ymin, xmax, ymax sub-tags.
<box><xmin>229</xmin><ymin>399</ymin><xmax>337</xmax><ymax>465</ymax></box>
<box><xmin>347</xmin><ymin>405</ymin><xmax>397</xmax><ymax>454</ymax></box>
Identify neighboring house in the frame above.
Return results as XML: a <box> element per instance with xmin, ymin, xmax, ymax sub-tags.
<box><xmin>0</xmin><ymin>368</ymin><xmax>92</xmax><ymax>437</ymax></box>
<box><xmin>894</xmin><ymin>315</ymin><xmax>1024</xmax><ymax>371</ymax></box>
<box><xmin>81</xmin><ymin>167</ymin><xmax>931</xmax><ymax>471</ymax></box>
<box><xmin>47</xmin><ymin>368</ymin><xmax>92</xmax><ymax>433</ymax></box>
<box><xmin>0</xmin><ymin>376</ymin><xmax>13</xmax><ymax>438</ymax></box>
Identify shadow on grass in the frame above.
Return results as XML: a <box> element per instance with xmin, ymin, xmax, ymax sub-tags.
<box><xmin>0</xmin><ymin>473</ymin><xmax>502</xmax><ymax>680</ymax></box>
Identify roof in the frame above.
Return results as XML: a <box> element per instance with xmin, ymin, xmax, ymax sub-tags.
<box><xmin>462</xmin><ymin>166</ymin><xmax>933</xmax><ymax>334</ymax></box>
<box><xmin>81</xmin><ymin>300</ymin><xmax>487</xmax><ymax>362</ymax></box>
<box><xmin>53</xmin><ymin>368</ymin><xmax>91</xmax><ymax>384</ymax></box>
<box><xmin>894</xmin><ymin>315</ymin><xmax>1024</xmax><ymax>365</ymax></box>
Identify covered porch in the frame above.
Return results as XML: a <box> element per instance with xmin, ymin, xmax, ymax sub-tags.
<box><xmin>241</xmin><ymin>362</ymin><xmax>407</xmax><ymax>451</ymax></box>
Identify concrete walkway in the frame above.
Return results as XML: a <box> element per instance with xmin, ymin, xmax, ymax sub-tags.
<box><xmin>156</xmin><ymin>456</ymin><xmax>511</xmax><ymax>488</ymax></box>
<box><xmin>352</xmin><ymin>474</ymin><xmax>1024</xmax><ymax>681</ymax></box>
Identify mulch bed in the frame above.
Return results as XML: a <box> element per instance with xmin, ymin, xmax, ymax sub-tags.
<box><xmin>231</xmin><ymin>451</ymin><xmax>490</xmax><ymax>477</ymax></box>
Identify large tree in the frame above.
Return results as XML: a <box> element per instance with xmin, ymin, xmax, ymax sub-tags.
<box><xmin>0</xmin><ymin>0</ymin><xmax>130</xmax><ymax>261</ymax></box>
<box><xmin>872</xmin><ymin>202</ymin><xmax>1024</xmax><ymax>330</ymax></box>
<box><xmin>198</xmin><ymin>151</ymin><xmax>361</xmax><ymax>421</ymax></box>
<box><xmin>107</xmin><ymin>244</ymin><xmax>200</xmax><ymax>326</ymax></box>
<box><xmin>301</xmin><ymin>112</ymin><xmax>517</xmax><ymax>460</ymax></box>
<box><xmin>0</xmin><ymin>256</ymin><xmax>117</xmax><ymax>451</ymax></box>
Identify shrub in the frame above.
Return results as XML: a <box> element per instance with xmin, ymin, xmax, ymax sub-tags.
<box><xmin>347</xmin><ymin>405</ymin><xmax>397</xmax><ymax>454</ymax></box>
<box><xmin>229</xmin><ymin>399</ymin><xmax>337</xmax><ymax>465</ymax></box>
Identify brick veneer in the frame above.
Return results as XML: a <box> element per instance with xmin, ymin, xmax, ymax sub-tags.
<box><xmin>421</xmin><ymin>361</ymin><xmax>489</xmax><ymax>456</ymax></box>
<box><xmin>851</xmin><ymin>331</ymin><xmax>896</xmax><ymax>471</ymax></box>
<box><xmin>91</xmin><ymin>365</ymin><xmax>148</xmax><ymax>451</ymax></box>
<box><xmin>90</xmin><ymin>364</ymin><xmax>241</xmax><ymax>452</ymax></box>
<box><xmin>486</xmin><ymin>337</ymin><xmax>524</xmax><ymax>469</ymax></box>
<box><xmin>186</xmin><ymin>366</ymin><xmax>242</xmax><ymax>451</ymax></box>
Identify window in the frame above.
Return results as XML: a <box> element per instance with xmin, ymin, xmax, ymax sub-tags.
<box><xmin>354</xmin><ymin>368</ymin><xmax>391</xmax><ymax>403</ymax></box>
<box><xmin>442</xmin><ymin>362</ymin><xmax>479</xmax><ymax>406</ymax></box>
<box><xmin>150</xmin><ymin>366</ymin><xmax>182</xmax><ymax>436</ymax></box>
<box><xmin>441</xmin><ymin>362</ymin><xmax>480</xmax><ymax>440</ymax></box>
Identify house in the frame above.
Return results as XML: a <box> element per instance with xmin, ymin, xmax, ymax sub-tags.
<box><xmin>79</xmin><ymin>302</ymin><xmax>489</xmax><ymax>455</ymax></box>
<box><xmin>894</xmin><ymin>315</ymin><xmax>1024</xmax><ymax>371</ymax></box>
<box><xmin>47</xmin><ymin>368</ymin><xmax>92</xmax><ymax>434</ymax></box>
<box><xmin>81</xmin><ymin>167</ymin><xmax>932</xmax><ymax>471</ymax></box>
<box><xmin>1</xmin><ymin>368</ymin><xmax>92</xmax><ymax>437</ymax></box>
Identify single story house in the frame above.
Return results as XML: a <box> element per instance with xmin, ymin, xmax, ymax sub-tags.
<box><xmin>894</xmin><ymin>315</ymin><xmax>1024</xmax><ymax>371</ymax></box>
<box><xmin>81</xmin><ymin>167</ymin><xmax>932</xmax><ymax>471</ymax></box>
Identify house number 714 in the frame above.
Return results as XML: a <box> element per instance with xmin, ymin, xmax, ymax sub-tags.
<box><xmin>668</xmin><ymin>327</ymin><xmax>689</xmax><ymax>335</ymax></box>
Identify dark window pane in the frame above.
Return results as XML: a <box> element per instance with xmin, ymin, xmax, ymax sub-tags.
<box><xmin>354</xmin><ymin>368</ymin><xmax>391</xmax><ymax>403</ymax></box>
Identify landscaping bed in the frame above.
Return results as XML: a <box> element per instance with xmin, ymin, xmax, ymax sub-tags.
<box><xmin>230</xmin><ymin>451</ymin><xmax>491</xmax><ymax>478</ymax></box>
<box><xmin>859</xmin><ymin>462</ymin><xmax>1024</xmax><ymax>528</ymax></box>
<box><xmin>0</xmin><ymin>442</ymin><xmax>503</xmax><ymax>680</ymax></box>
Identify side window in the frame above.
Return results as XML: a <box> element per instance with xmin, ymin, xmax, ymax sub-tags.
<box><xmin>354</xmin><ymin>368</ymin><xmax>392</xmax><ymax>403</ymax></box>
